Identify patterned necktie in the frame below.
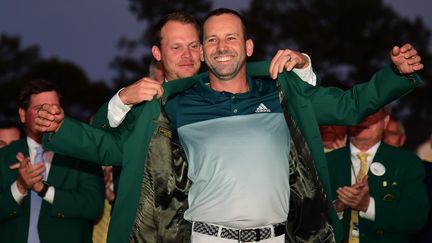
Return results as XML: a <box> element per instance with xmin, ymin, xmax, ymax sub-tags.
<box><xmin>28</xmin><ymin>146</ymin><xmax>44</xmax><ymax>243</ymax></box>
<box><xmin>92</xmin><ymin>200</ymin><xmax>112</xmax><ymax>243</ymax></box>
<box><xmin>348</xmin><ymin>152</ymin><xmax>370</xmax><ymax>243</ymax></box>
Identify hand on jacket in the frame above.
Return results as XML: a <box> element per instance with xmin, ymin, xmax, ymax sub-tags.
<box><xmin>269</xmin><ymin>49</ymin><xmax>310</xmax><ymax>79</ymax></box>
<box><xmin>119</xmin><ymin>77</ymin><xmax>164</xmax><ymax>105</ymax></box>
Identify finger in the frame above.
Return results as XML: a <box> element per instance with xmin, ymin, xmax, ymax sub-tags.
<box><xmin>270</xmin><ymin>50</ymin><xmax>285</xmax><ymax>79</ymax></box>
<box><xmin>284</xmin><ymin>59</ymin><xmax>297</xmax><ymax>72</ymax></box>
<box><xmin>27</xmin><ymin>175</ymin><xmax>44</xmax><ymax>185</ymax></box>
<box><xmin>28</xmin><ymin>164</ymin><xmax>46</xmax><ymax>178</ymax></box>
<box><xmin>34</xmin><ymin>117</ymin><xmax>53</xmax><ymax>127</ymax></box>
<box><xmin>399</xmin><ymin>43</ymin><xmax>413</xmax><ymax>53</ymax></box>
<box><xmin>37</xmin><ymin>109</ymin><xmax>57</xmax><ymax>122</ymax></box>
<box><xmin>16</xmin><ymin>153</ymin><xmax>30</xmax><ymax>168</ymax></box>
<box><xmin>16</xmin><ymin>152</ymin><xmax>26</xmax><ymax>162</ymax></box>
<box><xmin>278</xmin><ymin>49</ymin><xmax>293</xmax><ymax>72</ymax></box>
<box><xmin>407</xmin><ymin>56</ymin><xmax>421</xmax><ymax>65</ymax></box>
<box><xmin>9</xmin><ymin>162</ymin><xmax>21</xmax><ymax>170</ymax></box>
<box><xmin>412</xmin><ymin>63</ymin><xmax>424</xmax><ymax>71</ymax></box>
<box><xmin>155</xmin><ymin>86</ymin><xmax>164</xmax><ymax>99</ymax></box>
<box><xmin>391</xmin><ymin>46</ymin><xmax>400</xmax><ymax>57</ymax></box>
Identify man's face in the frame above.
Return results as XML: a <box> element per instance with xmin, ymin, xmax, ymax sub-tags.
<box><xmin>202</xmin><ymin>13</ymin><xmax>253</xmax><ymax>81</ymax></box>
<box><xmin>383</xmin><ymin>119</ymin><xmax>406</xmax><ymax>147</ymax></box>
<box><xmin>0</xmin><ymin>127</ymin><xmax>20</xmax><ymax>148</ymax></box>
<box><xmin>152</xmin><ymin>21</ymin><xmax>201</xmax><ymax>81</ymax></box>
<box><xmin>19</xmin><ymin>91</ymin><xmax>60</xmax><ymax>142</ymax></box>
<box><xmin>348</xmin><ymin>112</ymin><xmax>389</xmax><ymax>145</ymax></box>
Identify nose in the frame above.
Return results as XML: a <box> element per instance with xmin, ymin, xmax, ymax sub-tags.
<box><xmin>182</xmin><ymin>47</ymin><xmax>192</xmax><ymax>59</ymax></box>
<box><xmin>216</xmin><ymin>39</ymin><xmax>228</xmax><ymax>51</ymax></box>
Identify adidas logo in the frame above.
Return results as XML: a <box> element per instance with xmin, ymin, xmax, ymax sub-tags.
<box><xmin>255</xmin><ymin>103</ymin><xmax>271</xmax><ymax>113</ymax></box>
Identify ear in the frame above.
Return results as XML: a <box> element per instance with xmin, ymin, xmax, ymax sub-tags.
<box><xmin>18</xmin><ymin>108</ymin><xmax>26</xmax><ymax>124</ymax></box>
<box><xmin>200</xmin><ymin>45</ymin><xmax>204</xmax><ymax>62</ymax></box>
<box><xmin>151</xmin><ymin>45</ymin><xmax>162</xmax><ymax>61</ymax></box>
<box><xmin>246</xmin><ymin>39</ymin><xmax>254</xmax><ymax>57</ymax></box>
<box><xmin>383</xmin><ymin>115</ymin><xmax>390</xmax><ymax>128</ymax></box>
<box><xmin>400</xmin><ymin>135</ymin><xmax>407</xmax><ymax>147</ymax></box>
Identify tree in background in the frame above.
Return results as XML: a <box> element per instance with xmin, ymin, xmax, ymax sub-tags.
<box><xmin>243</xmin><ymin>0</ymin><xmax>432</xmax><ymax>148</ymax></box>
<box><xmin>0</xmin><ymin>34</ymin><xmax>111</xmax><ymax>122</ymax></box>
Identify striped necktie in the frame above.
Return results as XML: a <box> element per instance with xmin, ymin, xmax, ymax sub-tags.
<box><xmin>28</xmin><ymin>146</ymin><xmax>44</xmax><ymax>243</ymax></box>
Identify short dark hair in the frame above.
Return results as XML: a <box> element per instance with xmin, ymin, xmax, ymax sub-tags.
<box><xmin>151</xmin><ymin>11</ymin><xmax>201</xmax><ymax>47</ymax></box>
<box><xmin>0</xmin><ymin>120</ymin><xmax>23</xmax><ymax>138</ymax></box>
<box><xmin>18</xmin><ymin>79</ymin><xmax>61</xmax><ymax>109</ymax></box>
<box><xmin>203</xmin><ymin>8</ymin><xmax>249</xmax><ymax>40</ymax></box>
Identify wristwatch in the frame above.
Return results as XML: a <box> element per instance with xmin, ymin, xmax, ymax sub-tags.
<box><xmin>37</xmin><ymin>180</ymin><xmax>50</xmax><ymax>198</ymax></box>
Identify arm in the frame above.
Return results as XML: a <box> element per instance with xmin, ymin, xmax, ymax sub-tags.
<box><xmin>107</xmin><ymin>77</ymin><xmax>164</xmax><ymax>128</ymax></box>
<box><xmin>42</xmin><ymin>116</ymin><xmax>124</xmax><ymax>166</ymax></box>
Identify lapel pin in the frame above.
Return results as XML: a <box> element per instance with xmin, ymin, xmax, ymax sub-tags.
<box><xmin>370</xmin><ymin>162</ymin><xmax>385</xmax><ymax>176</ymax></box>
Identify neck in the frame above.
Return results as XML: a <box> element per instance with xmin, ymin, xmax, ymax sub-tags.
<box><xmin>208</xmin><ymin>71</ymin><xmax>249</xmax><ymax>94</ymax></box>
<box><xmin>350</xmin><ymin>139</ymin><xmax>379</xmax><ymax>152</ymax></box>
<box><xmin>28</xmin><ymin>133</ymin><xmax>42</xmax><ymax>144</ymax></box>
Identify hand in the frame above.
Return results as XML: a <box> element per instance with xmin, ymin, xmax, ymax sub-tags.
<box><xmin>336</xmin><ymin>176</ymin><xmax>370</xmax><ymax>212</ymax></box>
<box><xmin>9</xmin><ymin>152</ymin><xmax>46</xmax><ymax>194</ymax></box>
<box><xmin>119</xmin><ymin>77</ymin><xmax>164</xmax><ymax>105</ymax></box>
<box><xmin>333</xmin><ymin>199</ymin><xmax>348</xmax><ymax>212</ymax></box>
<box><xmin>35</xmin><ymin>104</ymin><xmax>65</xmax><ymax>133</ymax></box>
<box><xmin>329</xmin><ymin>136</ymin><xmax>347</xmax><ymax>150</ymax></box>
<box><xmin>269</xmin><ymin>49</ymin><xmax>310</xmax><ymax>79</ymax></box>
<box><xmin>390</xmin><ymin>43</ymin><xmax>424</xmax><ymax>74</ymax></box>
<box><xmin>103</xmin><ymin>166</ymin><xmax>115</xmax><ymax>203</ymax></box>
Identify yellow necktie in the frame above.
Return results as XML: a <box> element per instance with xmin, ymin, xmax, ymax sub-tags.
<box><xmin>92</xmin><ymin>200</ymin><xmax>112</xmax><ymax>243</ymax></box>
<box><xmin>348</xmin><ymin>152</ymin><xmax>369</xmax><ymax>243</ymax></box>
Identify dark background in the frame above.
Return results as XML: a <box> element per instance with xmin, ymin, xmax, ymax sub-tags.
<box><xmin>1</xmin><ymin>0</ymin><xmax>431</xmax><ymax>150</ymax></box>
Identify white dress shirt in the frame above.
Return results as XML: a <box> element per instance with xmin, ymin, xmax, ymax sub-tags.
<box><xmin>348</xmin><ymin>141</ymin><xmax>381</xmax><ymax>221</ymax></box>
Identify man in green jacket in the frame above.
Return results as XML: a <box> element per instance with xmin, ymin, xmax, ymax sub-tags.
<box><xmin>327</xmin><ymin>108</ymin><xmax>428</xmax><ymax>243</ymax></box>
<box><xmin>0</xmin><ymin>80</ymin><xmax>104</xmax><ymax>243</ymax></box>
<box><xmin>35</xmin><ymin>8</ymin><xmax>423</xmax><ymax>243</ymax></box>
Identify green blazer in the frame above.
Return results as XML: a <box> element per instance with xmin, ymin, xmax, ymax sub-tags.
<box><xmin>0</xmin><ymin>139</ymin><xmax>105</xmax><ymax>243</ymax></box>
<box><xmin>326</xmin><ymin>143</ymin><xmax>429</xmax><ymax>243</ymax></box>
<box><xmin>43</xmin><ymin>61</ymin><xmax>421</xmax><ymax>243</ymax></box>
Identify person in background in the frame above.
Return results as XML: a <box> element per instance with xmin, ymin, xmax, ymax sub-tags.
<box><xmin>0</xmin><ymin>80</ymin><xmax>104</xmax><ymax>243</ymax></box>
<box><xmin>0</xmin><ymin>120</ymin><xmax>23</xmax><ymax>148</ymax></box>
<box><xmin>383</xmin><ymin>115</ymin><xmax>406</xmax><ymax>147</ymax></box>
<box><xmin>328</xmin><ymin>108</ymin><xmax>429</xmax><ymax>243</ymax></box>
<box><xmin>320</xmin><ymin>125</ymin><xmax>347</xmax><ymax>153</ymax></box>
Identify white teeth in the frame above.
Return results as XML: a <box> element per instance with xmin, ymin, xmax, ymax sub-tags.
<box><xmin>215</xmin><ymin>56</ymin><xmax>233</xmax><ymax>62</ymax></box>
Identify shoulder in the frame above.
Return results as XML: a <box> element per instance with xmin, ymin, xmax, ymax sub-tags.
<box><xmin>381</xmin><ymin>143</ymin><xmax>421</xmax><ymax>161</ymax></box>
<box><xmin>0</xmin><ymin>139</ymin><xmax>27</xmax><ymax>163</ymax></box>
<box><xmin>326</xmin><ymin>146</ymin><xmax>349</xmax><ymax>159</ymax></box>
<box><xmin>379</xmin><ymin>143</ymin><xmax>424</xmax><ymax>170</ymax></box>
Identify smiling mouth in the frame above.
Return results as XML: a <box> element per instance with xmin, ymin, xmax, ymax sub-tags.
<box><xmin>214</xmin><ymin>55</ymin><xmax>234</xmax><ymax>62</ymax></box>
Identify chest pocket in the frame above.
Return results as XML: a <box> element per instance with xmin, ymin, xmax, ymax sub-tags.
<box><xmin>373</xmin><ymin>175</ymin><xmax>401</xmax><ymax>203</ymax></box>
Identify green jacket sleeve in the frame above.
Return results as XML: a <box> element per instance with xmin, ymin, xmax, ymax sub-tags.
<box><xmin>306</xmin><ymin>65</ymin><xmax>421</xmax><ymax>125</ymax></box>
<box><xmin>43</xmin><ymin>116</ymin><xmax>124</xmax><ymax>166</ymax></box>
